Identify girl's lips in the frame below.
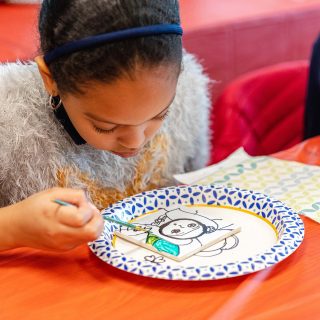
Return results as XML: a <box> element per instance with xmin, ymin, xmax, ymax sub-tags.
<box><xmin>111</xmin><ymin>150</ymin><xmax>141</xmax><ymax>158</ymax></box>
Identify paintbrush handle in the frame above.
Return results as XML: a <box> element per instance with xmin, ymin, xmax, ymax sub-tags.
<box><xmin>53</xmin><ymin>199</ymin><xmax>74</xmax><ymax>207</ymax></box>
<box><xmin>103</xmin><ymin>216</ymin><xmax>147</xmax><ymax>232</ymax></box>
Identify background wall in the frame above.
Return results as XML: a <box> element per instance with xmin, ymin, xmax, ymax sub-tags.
<box><xmin>181</xmin><ymin>0</ymin><xmax>320</xmax><ymax>99</ymax></box>
<box><xmin>1</xmin><ymin>0</ymin><xmax>320</xmax><ymax>101</ymax></box>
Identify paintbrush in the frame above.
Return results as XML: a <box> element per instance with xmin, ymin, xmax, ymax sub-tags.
<box><xmin>53</xmin><ymin>199</ymin><xmax>191</xmax><ymax>259</ymax></box>
<box><xmin>102</xmin><ymin>216</ymin><xmax>149</xmax><ymax>232</ymax></box>
<box><xmin>53</xmin><ymin>199</ymin><xmax>148</xmax><ymax>232</ymax></box>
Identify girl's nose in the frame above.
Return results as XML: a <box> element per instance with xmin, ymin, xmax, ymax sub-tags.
<box><xmin>117</xmin><ymin>125</ymin><xmax>146</xmax><ymax>150</ymax></box>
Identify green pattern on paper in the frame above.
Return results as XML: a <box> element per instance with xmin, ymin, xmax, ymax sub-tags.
<box><xmin>196</xmin><ymin>154</ymin><xmax>320</xmax><ymax>224</ymax></box>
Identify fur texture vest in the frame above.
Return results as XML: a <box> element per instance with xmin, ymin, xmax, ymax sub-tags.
<box><xmin>0</xmin><ymin>53</ymin><xmax>211</xmax><ymax>209</ymax></box>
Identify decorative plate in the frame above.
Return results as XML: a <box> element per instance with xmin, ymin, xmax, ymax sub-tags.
<box><xmin>89</xmin><ymin>185</ymin><xmax>304</xmax><ymax>280</ymax></box>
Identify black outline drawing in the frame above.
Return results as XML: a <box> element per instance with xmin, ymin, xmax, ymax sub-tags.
<box><xmin>120</xmin><ymin>206</ymin><xmax>240</xmax><ymax>259</ymax></box>
<box><xmin>144</xmin><ymin>255</ymin><xmax>166</xmax><ymax>265</ymax></box>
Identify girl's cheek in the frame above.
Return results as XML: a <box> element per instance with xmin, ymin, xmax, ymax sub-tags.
<box><xmin>146</xmin><ymin>122</ymin><xmax>163</xmax><ymax>137</ymax></box>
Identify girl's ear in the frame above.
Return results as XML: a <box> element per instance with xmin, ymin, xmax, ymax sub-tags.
<box><xmin>34</xmin><ymin>56</ymin><xmax>59</xmax><ymax>96</ymax></box>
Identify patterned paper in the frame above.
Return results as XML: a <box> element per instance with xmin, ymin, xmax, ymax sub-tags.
<box><xmin>196</xmin><ymin>156</ymin><xmax>320</xmax><ymax>223</ymax></box>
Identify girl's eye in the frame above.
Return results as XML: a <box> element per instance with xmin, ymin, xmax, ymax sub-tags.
<box><xmin>93</xmin><ymin>124</ymin><xmax>117</xmax><ymax>134</ymax></box>
<box><xmin>155</xmin><ymin>110</ymin><xmax>170</xmax><ymax>121</ymax></box>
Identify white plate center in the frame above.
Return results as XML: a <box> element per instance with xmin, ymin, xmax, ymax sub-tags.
<box><xmin>114</xmin><ymin>205</ymin><xmax>277</xmax><ymax>266</ymax></box>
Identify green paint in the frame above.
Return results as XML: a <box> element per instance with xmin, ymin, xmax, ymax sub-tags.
<box><xmin>146</xmin><ymin>233</ymin><xmax>180</xmax><ymax>257</ymax></box>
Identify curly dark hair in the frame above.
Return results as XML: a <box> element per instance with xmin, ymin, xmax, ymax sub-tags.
<box><xmin>39</xmin><ymin>0</ymin><xmax>182</xmax><ymax>94</ymax></box>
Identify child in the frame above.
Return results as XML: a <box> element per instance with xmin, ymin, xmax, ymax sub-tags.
<box><xmin>0</xmin><ymin>0</ymin><xmax>211</xmax><ymax>252</ymax></box>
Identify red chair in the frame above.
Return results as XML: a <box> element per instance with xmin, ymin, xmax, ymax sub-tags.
<box><xmin>210</xmin><ymin>61</ymin><xmax>309</xmax><ymax>164</ymax></box>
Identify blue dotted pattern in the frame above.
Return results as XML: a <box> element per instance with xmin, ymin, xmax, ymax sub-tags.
<box><xmin>89</xmin><ymin>185</ymin><xmax>304</xmax><ymax>280</ymax></box>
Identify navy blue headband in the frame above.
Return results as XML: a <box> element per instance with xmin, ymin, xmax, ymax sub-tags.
<box><xmin>44</xmin><ymin>23</ymin><xmax>183</xmax><ymax>64</ymax></box>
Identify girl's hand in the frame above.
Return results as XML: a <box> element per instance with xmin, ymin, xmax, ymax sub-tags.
<box><xmin>5</xmin><ymin>188</ymin><xmax>104</xmax><ymax>251</ymax></box>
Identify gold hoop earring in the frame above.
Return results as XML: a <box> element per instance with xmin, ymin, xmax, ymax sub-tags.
<box><xmin>49</xmin><ymin>95</ymin><xmax>62</xmax><ymax>110</ymax></box>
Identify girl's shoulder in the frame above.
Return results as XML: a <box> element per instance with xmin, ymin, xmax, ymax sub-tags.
<box><xmin>0</xmin><ymin>61</ymin><xmax>44</xmax><ymax>100</ymax></box>
<box><xmin>173</xmin><ymin>51</ymin><xmax>211</xmax><ymax>115</ymax></box>
<box><xmin>162</xmin><ymin>51</ymin><xmax>212</xmax><ymax>171</ymax></box>
<box><xmin>181</xmin><ymin>51</ymin><xmax>210</xmax><ymax>80</ymax></box>
<box><xmin>167</xmin><ymin>51</ymin><xmax>211</xmax><ymax>125</ymax></box>
<box><xmin>0</xmin><ymin>62</ymin><xmax>47</xmax><ymax>122</ymax></box>
<box><xmin>0</xmin><ymin>62</ymin><xmax>48</xmax><ymax>123</ymax></box>
<box><xmin>0</xmin><ymin>61</ymin><xmax>40</xmax><ymax>84</ymax></box>
<box><xmin>0</xmin><ymin>62</ymin><xmax>59</xmax><ymax>156</ymax></box>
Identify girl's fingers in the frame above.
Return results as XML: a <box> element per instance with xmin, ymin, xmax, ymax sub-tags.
<box><xmin>81</xmin><ymin>211</ymin><xmax>105</xmax><ymax>241</ymax></box>
<box><xmin>44</xmin><ymin>187</ymin><xmax>104</xmax><ymax>248</ymax></box>
<box><xmin>55</xmin><ymin>205</ymin><xmax>95</xmax><ymax>227</ymax></box>
<box><xmin>46</xmin><ymin>212</ymin><xmax>103</xmax><ymax>251</ymax></box>
<box><xmin>50</xmin><ymin>188</ymin><xmax>89</xmax><ymax>207</ymax></box>
<box><xmin>55</xmin><ymin>208</ymin><xmax>104</xmax><ymax>242</ymax></box>
<box><xmin>50</xmin><ymin>188</ymin><xmax>99</xmax><ymax>227</ymax></box>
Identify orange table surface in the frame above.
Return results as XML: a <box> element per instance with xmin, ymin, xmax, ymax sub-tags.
<box><xmin>2</xmin><ymin>137</ymin><xmax>320</xmax><ymax>320</ymax></box>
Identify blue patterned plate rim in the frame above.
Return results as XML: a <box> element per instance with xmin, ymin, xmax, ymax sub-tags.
<box><xmin>89</xmin><ymin>185</ymin><xmax>304</xmax><ymax>281</ymax></box>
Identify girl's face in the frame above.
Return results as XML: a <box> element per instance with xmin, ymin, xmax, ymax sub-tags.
<box><xmin>62</xmin><ymin>66</ymin><xmax>178</xmax><ymax>157</ymax></box>
<box><xmin>36</xmin><ymin>55</ymin><xmax>179</xmax><ymax>158</ymax></box>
